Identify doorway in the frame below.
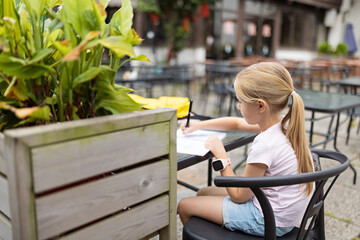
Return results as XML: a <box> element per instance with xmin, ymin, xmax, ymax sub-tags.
<box><xmin>243</xmin><ymin>17</ymin><xmax>274</xmax><ymax>57</ymax></box>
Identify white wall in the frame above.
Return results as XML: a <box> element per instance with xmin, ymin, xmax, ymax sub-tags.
<box><xmin>275</xmin><ymin>49</ymin><xmax>316</xmax><ymax>61</ymax></box>
<box><xmin>327</xmin><ymin>0</ymin><xmax>360</xmax><ymax>57</ymax></box>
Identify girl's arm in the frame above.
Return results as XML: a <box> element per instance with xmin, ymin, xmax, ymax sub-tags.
<box><xmin>205</xmin><ymin>135</ymin><xmax>267</xmax><ymax>204</ymax></box>
<box><xmin>180</xmin><ymin>117</ymin><xmax>261</xmax><ymax>134</ymax></box>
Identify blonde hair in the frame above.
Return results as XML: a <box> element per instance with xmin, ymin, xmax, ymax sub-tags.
<box><xmin>234</xmin><ymin>62</ymin><xmax>313</xmax><ymax>195</ymax></box>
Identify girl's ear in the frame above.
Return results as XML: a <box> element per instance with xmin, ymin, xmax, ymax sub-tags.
<box><xmin>257</xmin><ymin>99</ymin><xmax>267</xmax><ymax>113</ymax></box>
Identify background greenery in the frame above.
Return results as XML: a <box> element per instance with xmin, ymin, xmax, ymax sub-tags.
<box><xmin>137</xmin><ymin>0</ymin><xmax>218</xmax><ymax>63</ymax></box>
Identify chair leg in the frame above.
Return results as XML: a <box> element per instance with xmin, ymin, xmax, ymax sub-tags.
<box><xmin>323</xmin><ymin>114</ymin><xmax>335</xmax><ymax>149</ymax></box>
<box><xmin>346</xmin><ymin>112</ymin><xmax>354</xmax><ymax>145</ymax></box>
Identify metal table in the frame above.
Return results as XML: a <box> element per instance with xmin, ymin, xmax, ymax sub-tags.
<box><xmin>337</xmin><ymin>77</ymin><xmax>360</xmax><ymax>94</ymax></box>
<box><xmin>297</xmin><ymin>89</ymin><xmax>360</xmax><ymax>184</ymax></box>
<box><xmin>177</xmin><ymin>129</ymin><xmax>256</xmax><ymax>191</ymax></box>
<box><xmin>115</xmin><ymin>64</ymin><xmax>193</xmax><ymax>97</ymax></box>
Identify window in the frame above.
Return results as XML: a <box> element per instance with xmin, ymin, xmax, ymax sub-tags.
<box><xmin>280</xmin><ymin>8</ymin><xmax>319</xmax><ymax>49</ymax></box>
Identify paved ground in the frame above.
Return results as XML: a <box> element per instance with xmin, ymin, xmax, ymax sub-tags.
<box><xmin>147</xmin><ymin>80</ymin><xmax>360</xmax><ymax>240</ymax></box>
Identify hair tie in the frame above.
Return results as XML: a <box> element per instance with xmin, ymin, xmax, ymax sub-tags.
<box><xmin>290</xmin><ymin>91</ymin><xmax>296</xmax><ymax>96</ymax></box>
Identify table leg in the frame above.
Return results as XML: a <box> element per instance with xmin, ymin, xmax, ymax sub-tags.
<box><xmin>228</xmin><ymin>95</ymin><xmax>234</xmax><ymax>116</ymax></box>
<box><xmin>309</xmin><ymin>111</ymin><xmax>315</xmax><ymax>146</ymax></box>
<box><xmin>208</xmin><ymin>158</ymin><xmax>213</xmax><ymax>186</ymax></box>
<box><xmin>333</xmin><ymin>112</ymin><xmax>357</xmax><ymax>184</ymax></box>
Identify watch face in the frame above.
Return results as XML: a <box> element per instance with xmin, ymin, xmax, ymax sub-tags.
<box><xmin>213</xmin><ymin>160</ymin><xmax>224</xmax><ymax>171</ymax></box>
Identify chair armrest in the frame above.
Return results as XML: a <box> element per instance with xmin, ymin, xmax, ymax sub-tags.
<box><xmin>214</xmin><ymin>149</ymin><xmax>349</xmax><ymax>188</ymax></box>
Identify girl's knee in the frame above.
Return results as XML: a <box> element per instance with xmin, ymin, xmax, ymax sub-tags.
<box><xmin>178</xmin><ymin>197</ymin><xmax>194</xmax><ymax>224</ymax></box>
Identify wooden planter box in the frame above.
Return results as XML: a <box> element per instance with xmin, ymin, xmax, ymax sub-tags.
<box><xmin>0</xmin><ymin>108</ymin><xmax>177</xmax><ymax>240</ymax></box>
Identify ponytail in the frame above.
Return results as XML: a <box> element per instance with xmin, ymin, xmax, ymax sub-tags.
<box><xmin>281</xmin><ymin>92</ymin><xmax>314</xmax><ymax>195</ymax></box>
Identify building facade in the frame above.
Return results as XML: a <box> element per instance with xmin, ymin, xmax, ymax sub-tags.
<box><xmin>108</xmin><ymin>0</ymin><xmax>360</xmax><ymax>63</ymax></box>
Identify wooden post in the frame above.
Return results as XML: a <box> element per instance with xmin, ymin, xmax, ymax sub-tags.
<box><xmin>235</xmin><ymin>0</ymin><xmax>245</xmax><ymax>58</ymax></box>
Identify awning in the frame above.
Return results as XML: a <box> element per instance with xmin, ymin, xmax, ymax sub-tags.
<box><xmin>288</xmin><ymin>0</ymin><xmax>342</xmax><ymax>9</ymax></box>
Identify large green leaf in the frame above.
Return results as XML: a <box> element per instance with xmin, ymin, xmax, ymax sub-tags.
<box><xmin>1</xmin><ymin>0</ymin><xmax>19</xmax><ymax>20</ymax></box>
<box><xmin>91</xmin><ymin>0</ymin><xmax>107</xmax><ymax>34</ymax></box>
<box><xmin>28</xmin><ymin>48</ymin><xmax>54</xmax><ymax>64</ymax></box>
<box><xmin>118</xmin><ymin>0</ymin><xmax>133</xmax><ymax>37</ymax></box>
<box><xmin>119</xmin><ymin>54</ymin><xmax>151</xmax><ymax>68</ymax></box>
<box><xmin>22</xmin><ymin>0</ymin><xmax>46</xmax><ymax>20</ymax></box>
<box><xmin>94</xmin><ymin>79</ymin><xmax>142</xmax><ymax>114</ymax></box>
<box><xmin>0</xmin><ymin>55</ymin><xmax>54</xmax><ymax>79</ymax></box>
<box><xmin>63</xmin><ymin>31</ymin><xmax>100</xmax><ymax>62</ymax></box>
<box><xmin>62</xmin><ymin>0</ymin><xmax>98</xmax><ymax>39</ymax></box>
<box><xmin>11</xmin><ymin>78</ymin><xmax>28</xmax><ymax>101</ymax></box>
<box><xmin>96</xmin><ymin>36</ymin><xmax>135</xmax><ymax>58</ymax></box>
<box><xmin>72</xmin><ymin>67</ymin><xmax>101</xmax><ymax>88</ymax></box>
<box><xmin>109</xmin><ymin>0</ymin><xmax>133</xmax><ymax>37</ymax></box>
<box><xmin>29</xmin><ymin>105</ymin><xmax>51</xmax><ymax>121</ymax></box>
<box><xmin>99</xmin><ymin>65</ymin><xmax>116</xmax><ymax>83</ymax></box>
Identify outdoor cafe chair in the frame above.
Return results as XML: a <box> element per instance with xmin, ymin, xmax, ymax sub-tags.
<box><xmin>182</xmin><ymin>149</ymin><xmax>349</xmax><ymax>240</ymax></box>
<box><xmin>201</xmin><ymin>64</ymin><xmax>243</xmax><ymax>116</ymax></box>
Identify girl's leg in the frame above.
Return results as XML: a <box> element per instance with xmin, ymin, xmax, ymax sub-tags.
<box><xmin>178</xmin><ymin>195</ymin><xmax>225</xmax><ymax>225</ymax></box>
<box><xmin>197</xmin><ymin>186</ymin><xmax>227</xmax><ymax>196</ymax></box>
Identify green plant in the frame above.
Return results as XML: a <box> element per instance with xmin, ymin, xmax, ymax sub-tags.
<box><xmin>0</xmin><ymin>0</ymin><xmax>149</xmax><ymax>130</ymax></box>
<box><xmin>335</xmin><ymin>43</ymin><xmax>348</xmax><ymax>56</ymax></box>
<box><xmin>318</xmin><ymin>42</ymin><xmax>348</xmax><ymax>56</ymax></box>
<box><xmin>137</xmin><ymin>0</ymin><xmax>218</xmax><ymax>63</ymax></box>
<box><xmin>318</xmin><ymin>42</ymin><xmax>333</xmax><ymax>55</ymax></box>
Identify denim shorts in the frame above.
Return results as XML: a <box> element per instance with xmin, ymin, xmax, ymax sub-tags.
<box><xmin>222</xmin><ymin>196</ymin><xmax>293</xmax><ymax>237</ymax></box>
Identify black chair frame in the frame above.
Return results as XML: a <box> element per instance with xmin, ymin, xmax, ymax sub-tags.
<box><xmin>183</xmin><ymin>149</ymin><xmax>349</xmax><ymax>240</ymax></box>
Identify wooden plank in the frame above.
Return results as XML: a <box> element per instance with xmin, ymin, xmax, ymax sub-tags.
<box><xmin>0</xmin><ymin>134</ymin><xmax>7</xmax><ymax>175</ymax></box>
<box><xmin>4</xmin><ymin>108</ymin><xmax>177</xmax><ymax>147</ymax></box>
<box><xmin>159</xmin><ymin>108</ymin><xmax>177</xmax><ymax>240</ymax></box>
<box><xmin>32</xmin><ymin>122</ymin><xmax>170</xmax><ymax>193</ymax></box>
<box><xmin>0</xmin><ymin>175</ymin><xmax>11</xmax><ymax>218</ymax></box>
<box><xmin>36</xmin><ymin>160</ymin><xmax>170</xmax><ymax>240</ymax></box>
<box><xmin>63</xmin><ymin>195</ymin><xmax>169</xmax><ymax>240</ymax></box>
<box><xmin>5</xmin><ymin>137</ymin><xmax>37</xmax><ymax>239</ymax></box>
<box><xmin>0</xmin><ymin>213</ymin><xmax>12</xmax><ymax>240</ymax></box>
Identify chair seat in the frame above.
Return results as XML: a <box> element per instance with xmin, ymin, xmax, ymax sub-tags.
<box><xmin>183</xmin><ymin>216</ymin><xmax>299</xmax><ymax>240</ymax></box>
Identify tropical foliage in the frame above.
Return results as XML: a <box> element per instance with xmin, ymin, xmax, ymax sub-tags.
<box><xmin>0</xmin><ymin>0</ymin><xmax>149</xmax><ymax>130</ymax></box>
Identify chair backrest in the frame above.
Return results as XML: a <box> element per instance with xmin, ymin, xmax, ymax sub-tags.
<box><xmin>214</xmin><ymin>149</ymin><xmax>349</xmax><ymax>240</ymax></box>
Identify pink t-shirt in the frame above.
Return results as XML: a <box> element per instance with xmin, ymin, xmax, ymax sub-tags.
<box><xmin>246</xmin><ymin>121</ymin><xmax>313</xmax><ymax>227</ymax></box>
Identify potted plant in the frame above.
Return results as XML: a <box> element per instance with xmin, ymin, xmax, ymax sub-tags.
<box><xmin>0</xmin><ymin>0</ymin><xmax>177</xmax><ymax>239</ymax></box>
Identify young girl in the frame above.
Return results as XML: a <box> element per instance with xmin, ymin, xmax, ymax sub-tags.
<box><xmin>177</xmin><ymin>62</ymin><xmax>314</xmax><ymax>237</ymax></box>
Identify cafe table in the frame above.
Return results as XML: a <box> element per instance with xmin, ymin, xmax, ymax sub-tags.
<box><xmin>337</xmin><ymin>76</ymin><xmax>360</xmax><ymax>94</ymax></box>
<box><xmin>115</xmin><ymin>71</ymin><xmax>174</xmax><ymax>98</ymax></box>
<box><xmin>297</xmin><ymin>89</ymin><xmax>360</xmax><ymax>184</ymax></box>
<box><xmin>177</xmin><ymin>126</ymin><xmax>256</xmax><ymax>192</ymax></box>
<box><xmin>115</xmin><ymin>64</ymin><xmax>193</xmax><ymax>97</ymax></box>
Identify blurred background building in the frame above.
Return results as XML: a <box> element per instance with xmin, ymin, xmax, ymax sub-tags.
<box><xmin>107</xmin><ymin>0</ymin><xmax>359</xmax><ymax>64</ymax></box>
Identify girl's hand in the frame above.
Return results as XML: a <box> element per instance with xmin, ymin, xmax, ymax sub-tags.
<box><xmin>205</xmin><ymin>135</ymin><xmax>227</xmax><ymax>159</ymax></box>
<box><xmin>180</xmin><ymin>120</ymin><xmax>200</xmax><ymax>134</ymax></box>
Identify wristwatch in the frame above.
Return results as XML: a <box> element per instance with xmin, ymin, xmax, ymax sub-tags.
<box><xmin>212</xmin><ymin>158</ymin><xmax>231</xmax><ymax>171</ymax></box>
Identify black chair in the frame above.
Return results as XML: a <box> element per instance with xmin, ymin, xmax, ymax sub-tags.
<box><xmin>183</xmin><ymin>149</ymin><xmax>349</xmax><ymax>240</ymax></box>
<box><xmin>201</xmin><ymin>65</ymin><xmax>243</xmax><ymax>116</ymax></box>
